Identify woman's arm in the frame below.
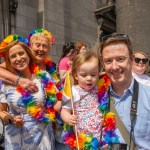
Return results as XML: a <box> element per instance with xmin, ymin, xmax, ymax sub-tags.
<box><xmin>0</xmin><ymin>103</ymin><xmax>24</xmax><ymax>127</ymax></box>
<box><xmin>0</xmin><ymin>63</ymin><xmax>38</xmax><ymax>92</ymax></box>
<box><xmin>54</xmin><ymin>101</ymin><xmax>62</xmax><ymax>113</ymax></box>
<box><xmin>0</xmin><ymin>103</ymin><xmax>12</xmax><ymax>124</ymax></box>
<box><xmin>59</xmin><ymin>70</ymin><xmax>67</xmax><ymax>82</ymax></box>
<box><xmin>58</xmin><ymin>57</ymin><xmax>71</xmax><ymax>82</ymax></box>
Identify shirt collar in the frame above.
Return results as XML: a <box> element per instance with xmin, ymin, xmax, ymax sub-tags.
<box><xmin>110</xmin><ymin>77</ymin><xmax>135</xmax><ymax>97</ymax></box>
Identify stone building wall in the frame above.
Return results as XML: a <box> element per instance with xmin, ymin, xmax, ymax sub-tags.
<box><xmin>116</xmin><ymin>0</ymin><xmax>150</xmax><ymax>55</ymax></box>
<box><xmin>0</xmin><ymin>0</ymin><xmax>98</xmax><ymax>64</ymax></box>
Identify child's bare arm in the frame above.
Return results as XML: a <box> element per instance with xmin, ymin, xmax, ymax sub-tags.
<box><xmin>61</xmin><ymin>108</ymin><xmax>77</xmax><ymax>126</ymax></box>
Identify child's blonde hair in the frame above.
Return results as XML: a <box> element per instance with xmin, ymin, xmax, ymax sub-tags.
<box><xmin>72</xmin><ymin>51</ymin><xmax>100</xmax><ymax>84</ymax></box>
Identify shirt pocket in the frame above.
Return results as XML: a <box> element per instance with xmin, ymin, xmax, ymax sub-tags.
<box><xmin>134</xmin><ymin>112</ymin><xmax>150</xmax><ymax>139</ymax></box>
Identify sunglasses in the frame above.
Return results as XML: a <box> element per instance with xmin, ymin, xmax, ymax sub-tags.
<box><xmin>100</xmin><ymin>33</ymin><xmax>129</xmax><ymax>42</ymax></box>
<box><xmin>134</xmin><ymin>57</ymin><xmax>148</xmax><ymax>64</ymax></box>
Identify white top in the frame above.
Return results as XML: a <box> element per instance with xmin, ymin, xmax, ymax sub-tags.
<box><xmin>62</xmin><ymin>85</ymin><xmax>103</xmax><ymax>140</ymax></box>
<box><xmin>132</xmin><ymin>72</ymin><xmax>150</xmax><ymax>86</ymax></box>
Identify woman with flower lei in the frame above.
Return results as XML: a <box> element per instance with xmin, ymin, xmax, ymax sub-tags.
<box><xmin>61</xmin><ymin>51</ymin><xmax>119</xmax><ymax>150</ymax></box>
<box><xmin>0</xmin><ymin>29</ymin><xmax>70</xmax><ymax>149</ymax></box>
<box><xmin>0</xmin><ymin>29</ymin><xmax>60</xmax><ymax>93</ymax></box>
<box><xmin>0</xmin><ymin>34</ymin><xmax>62</xmax><ymax>149</ymax></box>
<box><xmin>0</xmin><ymin>29</ymin><xmax>64</xmax><ymax>110</ymax></box>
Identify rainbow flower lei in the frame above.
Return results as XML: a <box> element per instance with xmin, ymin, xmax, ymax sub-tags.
<box><xmin>62</xmin><ymin>75</ymin><xmax>119</xmax><ymax>149</ymax></box>
<box><xmin>17</xmin><ymin>57</ymin><xmax>63</xmax><ymax>124</ymax></box>
<box><xmin>0</xmin><ymin>34</ymin><xmax>28</xmax><ymax>56</ymax></box>
<box><xmin>28</xmin><ymin>29</ymin><xmax>55</xmax><ymax>46</ymax></box>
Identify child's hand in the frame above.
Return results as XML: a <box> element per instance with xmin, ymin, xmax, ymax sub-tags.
<box><xmin>13</xmin><ymin>115</ymin><xmax>24</xmax><ymax>128</ymax></box>
<box><xmin>68</xmin><ymin>115</ymin><xmax>77</xmax><ymax>126</ymax></box>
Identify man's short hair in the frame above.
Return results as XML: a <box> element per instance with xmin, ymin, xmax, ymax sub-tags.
<box><xmin>100</xmin><ymin>33</ymin><xmax>133</xmax><ymax>57</ymax></box>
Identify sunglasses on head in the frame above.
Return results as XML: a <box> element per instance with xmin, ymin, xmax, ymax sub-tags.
<box><xmin>134</xmin><ymin>57</ymin><xmax>148</xmax><ymax>64</ymax></box>
<box><xmin>100</xmin><ymin>33</ymin><xmax>129</xmax><ymax>42</ymax></box>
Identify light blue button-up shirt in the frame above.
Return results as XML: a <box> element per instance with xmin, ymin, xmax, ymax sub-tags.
<box><xmin>110</xmin><ymin>78</ymin><xmax>150</xmax><ymax>150</ymax></box>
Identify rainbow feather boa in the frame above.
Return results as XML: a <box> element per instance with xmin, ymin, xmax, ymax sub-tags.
<box><xmin>62</xmin><ymin>75</ymin><xmax>119</xmax><ymax>149</ymax></box>
<box><xmin>17</xmin><ymin>57</ymin><xmax>63</xmax><ymax>124</ymax></box>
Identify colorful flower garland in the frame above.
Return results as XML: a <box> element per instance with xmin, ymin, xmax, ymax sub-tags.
<box><xmin>17</xmin><ymin>57</ymin><xmax>63</xmax><ymax>124</ymax></box>
<box><xmin>28</xmin><ymin>29</ymin><xmax>55</xmax><ymax>46</ymax></box>
<box><xmin>0</xmin><ymin>34</ymin><xmax>28</xmax><ymax>57</ymax></box>
<box><xmin>62</xmin><ymin>75</ymin><xmax>119</xmax><ymax>149</ymax></box>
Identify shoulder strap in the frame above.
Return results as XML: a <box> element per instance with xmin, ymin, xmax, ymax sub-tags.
<box><xmin>130</xmin><ymin>79</ymin><xmax>139</xmax><ymax>119</ymax></box>
<box><xmin>110</xmin><ymin>97</ymin><xmax>137</xmax><ymax>150</ymax></box>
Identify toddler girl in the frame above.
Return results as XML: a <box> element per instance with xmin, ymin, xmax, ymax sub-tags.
<box><xmin>61</xmin><ymin>51</ymin><xmax>103</xmax><ymax>149</ymax></box>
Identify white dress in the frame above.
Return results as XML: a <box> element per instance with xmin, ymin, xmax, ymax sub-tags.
<box><xmin>0</xmin><ymin>75</ymin><xmax>55</xmax><ymax>150</ymax></box>
<box><xmin>62</xmin><ymin>85</ymin><xmax>103</xmax><ymax>140</ymax></box>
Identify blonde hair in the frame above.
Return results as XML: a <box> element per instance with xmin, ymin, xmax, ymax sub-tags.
<box><xmin>30</xmin><ymin>32</ymin><xmax>52</xmax><ymax>48</ymax></box>
<box><xmin>72</xmin><ymin>51</ymin><xmax>100</xmax><ymax>84</ymax></box>
<box><xmin>133</xmin><ymin>51</ymin><xmax>148</xmax><ymax>59</ymax></box>
<box><xmin>1</xmin><ymin>41</ymin><xmax>35</xmax><ymax>74</ymax></box>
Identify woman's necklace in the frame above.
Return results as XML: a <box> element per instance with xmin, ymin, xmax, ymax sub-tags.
<box><xmin>16</xmin><ymin>57</ymin><xmax>63</xmax><ymax>124</ymax></box>
<box><xmin>62</xmin><ymin>75</ymin><xmax>119</xmax><ymax>149</ymax></box>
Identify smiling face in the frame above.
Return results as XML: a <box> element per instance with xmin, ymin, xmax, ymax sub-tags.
<box><xmin>102</xmin><ymin>43</ymin><xmax>132</xmax><ymax>87</ymax></box>
<box><xmin>132</xmin><ymin>53</ymin><xmax>148</xmax><ymax>75</ymax></box>
<box><xmin>74</xmin><ymin>57</ymin><xmax>99</xmax><ymax>91</ymax></box>
<box><xmin>9</xmin><ymin>45</ymin><xmax>30</xmax><ymax>72</ymax></box>
<box><xmin>30</xmin><ymin>37</ymin><xmax>50</xmax><ymax>63</ymax></box>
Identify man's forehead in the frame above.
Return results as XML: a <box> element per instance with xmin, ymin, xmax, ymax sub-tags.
<box><xmin>102</xmin><ymin>44</ymin><xmax>130</xmax><ymax>55</ymax></box>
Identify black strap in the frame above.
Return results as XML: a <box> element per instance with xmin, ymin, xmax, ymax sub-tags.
<box><xmin>130</xmin><ymin>79</ymin><xmax>139</xmax><ymax>150</ymax></box>
<box><xmin>130</xmin><ymin>79</ymin><xmax>139</xmax><ymax>118</ymax></box>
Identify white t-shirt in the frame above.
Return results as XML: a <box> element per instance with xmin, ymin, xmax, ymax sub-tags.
<box><xmin>132</xmin><ymin>72</ymin><xmax>150</xmax><ymax>86</ymax></box>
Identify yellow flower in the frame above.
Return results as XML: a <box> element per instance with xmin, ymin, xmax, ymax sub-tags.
<box><xmin>27</xmin><ymin>106</ymin><xmax>41</xmax><ymax>116</ymax></box>
<box><xmin>106</xmin><ymin>112</ymin><xmax>115</xmax><ymax>119</ymax></box>
<box><xmin>46</xmin><ymin>88</ymin><xmax>56</xmax><ymax>95</ymax></box>
<box><xmin>86</xmin><ymin>135</ymin><xmax>92</xmax><ymax>142</ymax></box>
<box><xmin>97</xmin><ymin>78</ymin><xmax>105</xmax><ymax>87</ymax></box>
<box><xmin>45</xmin><ymin>113</ymin><xmax>55</xmax><ymax>121</ymax></box>
<box><xmin>44</xmin><ymin>30</ymin><xmax>51</xmax><ymax>36</ymax></box>
<box><xmin>4</xmin><ymin>35</ymin><xmax>14</xmax><ymax>43</ymax></box>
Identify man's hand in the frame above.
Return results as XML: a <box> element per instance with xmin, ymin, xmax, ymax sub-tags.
<box><xmin>18</xmin><ymin>78</ymin><xmax>38</xmax><ymax>93</ymax></box>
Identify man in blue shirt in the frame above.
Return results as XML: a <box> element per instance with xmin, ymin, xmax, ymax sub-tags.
<box><xmin>100</xmin><ymin>33</ymin><xmax>150</xmax><ymax>149</ymax></box>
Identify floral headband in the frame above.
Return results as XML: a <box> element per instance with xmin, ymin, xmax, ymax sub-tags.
<box><xmin>0</xmin><ymin>34</ymin><xmax>28</xmax><ymax>57</ymax></box>
<box><xmin>28</xmin><ymin>29</ymin><xmax>55</xmax><ymax>46</ymax></box>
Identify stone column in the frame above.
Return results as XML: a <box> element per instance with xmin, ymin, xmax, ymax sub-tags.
<box><xmin>116</xmin><ymin>0</ymin><xmax>150</xmax><ymax>54</ymax></box>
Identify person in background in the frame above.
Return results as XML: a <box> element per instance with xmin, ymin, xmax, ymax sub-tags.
<box><xmin>100</xmin><ymin>33</ymin><xmax>150</xmax><ymax>149</ymax></box>
<box><xmin>0</xmin><ymin>35</ymin><xmax>59</xmax><ymax>149</ymax></box>
<box><xmin>76</xmin><ymin>41</ymin><xmax>87</xmax><ymax>54</ymax></box>
<box><xmin>58</xmin><ymin>42</ymin><xmax>77</xmax><ymax>86</ymax></box>
<box><xmin>132</xmin><ymin>51</ymin><xmax>150</xmax><ymax>86</ymax></box>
